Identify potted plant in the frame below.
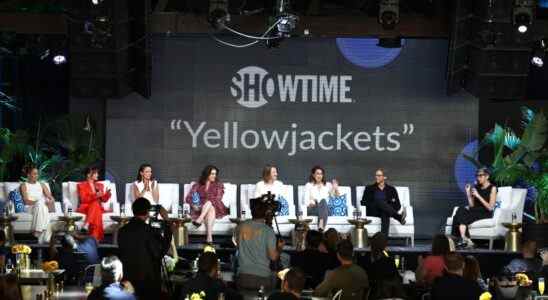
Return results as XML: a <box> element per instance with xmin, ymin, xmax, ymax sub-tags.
<box><xmin>464</xmin><ymin>107</ymin><xmax>548</xmax><ymax>246</ymax></box>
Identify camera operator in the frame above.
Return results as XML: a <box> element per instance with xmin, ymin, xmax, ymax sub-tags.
<box><xmin>234</xmin><ymin>195</ymin><xmax>285</xmax><ymax>293</ymax></box>
<box><xmin>118</xmin><ymin>197</ymin><xmax>174</xmax><ymax>299</ymax></box>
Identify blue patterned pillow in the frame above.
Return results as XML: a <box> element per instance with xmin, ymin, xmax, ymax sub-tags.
<box><xmin>494</xmin><ymin>199</ymin><xmax>501</xmax><ymax>211</ymax></box>
<box><xmin>191</xmin><ymin>191</ymin><xmax>201</xmax><ymax>206</ymax></box>
<box><xmin>9</xmin><ymin>188</ymin><xmax>25</xmax><ymax>213</ymax></box>
<box><xmin>277</xmin><ymin>196</ymin><xmax>290</xmax><ymax>216</ymax></box>
<box><xmin>328</xmin><ymin>194</ymin><xmax>348</xmax><ymax>217</ymax></box>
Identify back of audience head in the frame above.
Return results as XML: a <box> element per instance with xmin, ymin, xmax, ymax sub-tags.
<box><xmin>324</xmin><ymin>228</ymin><xmax>339</xmax><ymax>247</ymax></box>
<box><xmin>521</xmin><ymin>240</ymin><xmax>537</xmax><ymax>258</ymax></box>
<box><xmin>282</xmin><ymin>268</ymin><xmax>306</xmax><ymax>295</ymax></box>
<box><xmin>371</xmin><ymin>232</ymin><xmax>388</xmax><ymax>261</ymax></box>
<box><xmin>337</xmin><ymin>239</ymin><xmax>354</xmax><ymax>263</ymax></box>
<box><xmin>0</xmin><ymin>230</ymin><xmax>5</xmax><ymax>246</ymax></box>
<box><xmin>431</xmin><ymin>234</ymin><xmax>451</xmax><ymax>256</ymax></box>
<box><xmin>0</xmin><ymin>274</ymin><xmax>22</xmax><ymax>300</ymax></box>
<box><xmin>463</xmin><ymin>256</ymin><xmax>481</xmax><ymax>282</ymax></box>
<box><xmin>250</xmin><ymin>197</ymin><xmax>268</xmax><ymax>220</ymax></box>
<box><xmin>132</xmin><ymin>197</ymin><xmax>151</xmax><ymax>218</ymax></box>
<box><xmin>444</xmin><ymin>253</ymin><xmax>465</xmax><ymax>275</ymax></box>
<box><xmin>101</xmin><ymin>256</ymin><xmax>124</xmax><ymax>284</ymax></box>
<box><xmin>305</xmin><ymin>230</ymin><xmax>323</xmax><ymax>250</ymax></box>
<box><xmin>198</xmin><ymin>252</ymin><xmax>219</xmax><ymax>277</ymax></box>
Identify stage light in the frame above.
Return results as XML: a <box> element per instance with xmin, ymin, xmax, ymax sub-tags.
<box><xmin>91</xmin><ymin>0</ymin><xmax>103</xmax><ymax>5</ymax></box>
<box><xmin>531</xmin><ymin>39</ymin><xmax>547</xmax><ymax>68</ymax></box>
<box><xmin>53</xmin><ymin>54</ymin><xmax>67</xmax><ymax>65</ymax></box>
<box><xmin>513</xmin><ymin>0</ymin><xmax>535</xmax><ymax>34</ymax></box>
<box><xmin>208</xmin><ymin>0</ymin><xmax>230</xmax><ymax>30</ymax></box>
<box><xmin>275</xmin><ymin>0</ymin><xmax>298</xmax><ymax>36</ymax></box>
<box><xmin>379</xmin><ymin>0</ymin><xmax>400</xmax><ymax>30</ymax></box>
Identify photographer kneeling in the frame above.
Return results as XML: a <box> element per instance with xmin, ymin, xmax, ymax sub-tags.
<box><xmin>118</xmin><ymin>197</ymin><xmax>174</xmax><ymax>299</ymax></box>
<box><xmin>234</xmin><ymin>195</ymin><xmax>284</xmax><ymax>293</ymax></box>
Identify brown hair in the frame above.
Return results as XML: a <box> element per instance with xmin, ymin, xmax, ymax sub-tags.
<box><xmin>431</xmin><ymin>234</ymin><xmax>451</xmax><ymax>256</ymax></box>
<box><xmin>444</xmin><ymin>253</ymin><xmax>465</xmax><ymax>272</ymax></box>
<box><xmin>261</xmin><ymin>164</ymin><xmax>277</xmax><ymax>182</ymax></box>
<box><xmin>308</xmin><ymin>165</ymin><xmax>327</xmax><ymax>184</ymax></box>
<box><xmin>0</xmin><ymin>274</ymin><xmax>22</xmax><ymax>300</ymax></box>
<box><xmin>463</xmin><ymin>255</ymin><xmax>481</xmax><ymax>282</ymax></box>
<box><xmin>284</xmin><ymin>268</ymin><xmax>306</xmax><ymax>293</ymax></box>
<box><xmin>22</xmin><ymin>163</ymin><xmax>37</xmax><ymax>176</ymax></box>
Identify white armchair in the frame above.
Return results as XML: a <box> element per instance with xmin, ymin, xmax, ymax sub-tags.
<box><xmin>124</xmin><ymin>183</ymin><xmax>179</xmax><ymax>217</ymax></box>
<box><xmin>183</xmin><ymin>182</ymin><xmax>238</xmax><ymax>235</ymax></box>
<box><xmin>239</xmin><ymin>184</ymin><xmax>296</xmax><ymax>236</ymax></box>
<box><xmin>1</xmin><ymin>182</ymin><xmax>62</xmax><ymax>234</ymax></box>
<box><xmin>444</xmin><ymin>187</ymin><xmax>527</xmax><ymax>249</ymax></box>
<box><xmin>356</xmin><ymin>186</ymin><xmax>415</xmax><ymax>247</ymax></box>
<box><xmin>297</xmin><ymin>185</ymin><xmax>354</xmax><ymax>233</ymax></box>
<box><xmin>63</xmin><ymin>181</ymin><xmax>119</xmax><ymax>233</ymax></box>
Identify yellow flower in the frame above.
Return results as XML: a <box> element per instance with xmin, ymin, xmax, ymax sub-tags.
<box><xmin>479</xmin><ymin>291</ymin><xmax>492</xmax><ymax>300</ymax></box>
<box><xmin>42</xmin><ymin>261</ymin><xmax>59</xmax><ymax>273</ymax></box>
<box><xmin>11</xmin><ymin>244</ymin><xmax>32</xmax><ymax>255</ymax></box>
<box><xmin>189</xmin><ymin>291</ymin><xmax>206</xmax><ymax>300</ymax></box>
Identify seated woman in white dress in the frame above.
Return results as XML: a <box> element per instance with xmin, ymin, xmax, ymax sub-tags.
<box><xmin>303</xmin><ymin>166</ymin><xmax>340</xmax><ymax>231</ymax></box>
<box><xmin>19</xmin><ymin>165</ymin><xmax>55</xmax><ymax>243</ymax></box>
<box><xmin>132</xmin><ymin>164</ymin><xmax>160</xmax><ymax>205</ymax></box>
<box><xmin>254</xmin><ymin>165</ymin><xmax>284</xmax><ymax>199</ymax></box>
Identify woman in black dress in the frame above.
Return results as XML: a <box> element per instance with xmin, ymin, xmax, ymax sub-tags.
<box><xmin>451</xmin><ymin>167</ymin><xmax>497</xmax><ymax>248</ymax></box>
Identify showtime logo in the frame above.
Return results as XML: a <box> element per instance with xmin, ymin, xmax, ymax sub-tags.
<box><xmin>230</xmin><ymin>66</ymin><xmax>354</xmax><ymax>109</ymax></box>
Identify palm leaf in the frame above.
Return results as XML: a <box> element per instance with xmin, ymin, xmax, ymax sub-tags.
<box><xmin>520</xmin><ymin>111</ymin><xmax>548</xmax><ymax>152</ymax></box>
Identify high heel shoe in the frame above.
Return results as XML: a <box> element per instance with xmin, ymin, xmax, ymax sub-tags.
<box><xmin>192</xmin><ymin>221</ymin><xmax>202</xmax><ymax>228</ymax></box>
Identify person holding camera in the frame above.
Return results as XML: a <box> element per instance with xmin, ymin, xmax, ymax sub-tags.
<box><xmin>117</xmin><ymin>197</ymin><xmax>174</xmax><ymax>299</ymax></box>
<box><xmin>234</xmin><ymin>195</ymin><xmax>285</xmax><ymax>293</ymax></box>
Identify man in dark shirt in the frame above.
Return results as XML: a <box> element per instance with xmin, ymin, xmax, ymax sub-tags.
<box><xmin>502</xmin><ymin>240</ymin><xmax>543</xmax><ymax>277</ymax></box>
<box><xmin>180</xmin><ymin>251</ymin><xmax>241</xmax><ymax>300</ymax></box>
<box><xmin>118</xmin><ymin>198</ymin><xmax>174</xmax><ymax>300</ymax></box>
<box><xmin>431</xmin><ymin>253</ymin><xmax>482</xmax><ymax>300</ymax></box>
<box><xmin>290</xmin><ymin>230</ymin><xmax>338</xmax><ymax>288</ymax></box>
<box><xmin>268</xmin><ymin>268</ymin><xmax>306</xmax><ymax>300</ymax></box>
<box><xmin>360</xmin><ymin>169</ymin><xmax>406</xmax><ymax>236</ymax></box>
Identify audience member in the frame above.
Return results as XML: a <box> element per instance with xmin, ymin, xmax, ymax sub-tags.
<box><xmin>290</xmin><ymin>230</ymin><xmax>338</xmax><ymax>288</ymax></box>
<box><xmin>502</xmin><ymin>240</ymin><xmax>543</xmax><ymax>276</ymax></box>
<box><xmin>368</xmin><ymin>232</ymin><xmax>405</xmax><ymax>300</ymax></box>
<box><xmin>180</xmin><ymin>252</ymin><xmax>242</xmax><ymax>300</ymax></box>
<box><xmin>87</xmin><ymin>256</ymin><xmax>136</xmax><ymax>300</ymax></box>
<box><xmin>118</xmin><ymin>197</ymin><xmax>174</xmax><ymax>299</ymax></box>
<box><xmin>324</xmin><ymin>228</ymin><xmax>340</xmax><ymax>254</ymax></box>
<box><xmin>431</xmin><ymin>253</ymin><xmax>482</xmax><ymax>300</ymax></box>
<box><xmin>234</xmin><ymin>196</ymin><xmax>284</xmax><ymax>293</ymax></box>
<box><xmin>49</xmin><ymin>231</ymin><xmax>98</xmax><ymax>284</ymax></box>
<box><xmin>0</xmin><ymin>274</ymin><xmax>21</xmax><ymax>300</ymax></box>
<box><xmin>416</xmin><ymin>234</ymin><xmax>451</xmax><ymax>286</ymax></box>
<box><xmin>542</xmin><ymin>249</ymin><xmax>548</xmax><ymax>279</ymax></box>
<box><xmin>0</xmin><ymin>231</ymin><xmax>7</xmax><ymax>271</ymax></box>
<box><xmin>463</xmin><ymin>255</ymin><xmax>488</xmax><ymax>291</ymax></box>
<box><xmin>313</xmin><ymin>240</ymin><xmax>369</xmax><ymax>300</ymax></box>
<box><xmin>268</xmin><ymin>268</ymin><xmax>306</xmax><ymax>300</ymax></box>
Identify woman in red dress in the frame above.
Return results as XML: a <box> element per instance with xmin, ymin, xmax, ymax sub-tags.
<box><xmin>185</xmin><ymin>165</ymin><xmax>226</xmax><ymax>243</ymax></box>
<box><xmin>77</xmin><ymin>167</ymin><xmax>111</xmax><ymax>241</ymax></box>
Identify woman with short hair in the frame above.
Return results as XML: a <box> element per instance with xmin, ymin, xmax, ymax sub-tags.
<box><xmin>77</xmin><ymin>167</ymin><xmax>112</xmax><ymax>241</ymax></box>
<box><xmin>20</xmin><ymin>164</ymin><xmax>55</xmax><ymax>243</ymax></box>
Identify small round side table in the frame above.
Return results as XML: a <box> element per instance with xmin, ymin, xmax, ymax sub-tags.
<box><xmin>502</xmin><ymin>222</ymin><xmax>522</xmax><ymax>252</ymax></box>
<box><xmin>58</xmin><ymin>215</ymin><xmax>83</xmax><ymax>233</ymax></box>
<box><xmin>168</xmin><ymin>217</ymin><xmax>191</xmax><ymax>247</ymax></box>
<box><xmin>288</xmin><ymin>218</ymin><xmax>313</xmax><ymax>251</ymax></box>
<box><xmin>0</xmin><ymin>215</ymin><xmax>18</xmax><ymax>246</ymax></box>
<box><xmin>348</xmin><ymin>218</ymin><xmax>372</xmax><ymax>248</ymax></box>
<box><xmin>110</xmin><ymin>216</ymin><xmax>132</xmax><ymax>245</ymax></box>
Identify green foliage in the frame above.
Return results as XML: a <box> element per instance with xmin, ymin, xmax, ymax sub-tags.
<box><xmin>0</xmin><ymin>114</ymin><xmax>101</xmax><ymax>199</ymax></box>
<box><xmin>465</xmin><ymin>107</ymin><xmax>548</xmax><ymax>223</ymax></box>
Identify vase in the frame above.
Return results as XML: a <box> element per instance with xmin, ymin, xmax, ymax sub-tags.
<box><xmin>46</xmin><ymin>272</ymin><xmax>56</xmax><ymax>297</ymax></box>
<box><xmin>15</xmin><ymin>253</ymin><xmax>30</xmax><ymax>272</ymax></box>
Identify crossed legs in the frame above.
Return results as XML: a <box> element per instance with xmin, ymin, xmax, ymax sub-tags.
<box><xmin>195</xmin><ymin>201</ymin><xmax>216</xmax><ymax>243</ymax></box>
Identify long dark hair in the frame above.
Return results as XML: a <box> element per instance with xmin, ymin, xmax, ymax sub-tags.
<box><xmin>198</xmin><ymin>165</ymin><xmax>219</xmax><ymax>185</ymax></box>
<box><xmin>136</xmin><ymin>164</ymin><xmax>153</xmax><ymax>182</ymax></box>
<box><xmin>431</xmin><ymin>234</ymin><xmax>451</xmax><ymax>256</ymax></box>
<box><xmin>308</xmin><ymin>165</ymin><xmax>326</xmax><ymax>184</ymax></box>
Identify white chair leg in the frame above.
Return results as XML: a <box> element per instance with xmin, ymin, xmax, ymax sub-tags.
<box><xmin>489</xmin><ymin>238</ymin><xmax>493</xmax><ymax>250</ymax></box>
<box><xmin>411</xmin><ymin>236</ymin><xmax>415</xmax><ymax>248</ymax></box>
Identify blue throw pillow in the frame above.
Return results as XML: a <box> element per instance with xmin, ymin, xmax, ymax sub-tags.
<box><xmin>328</xmin><ymin>194</ymin><xmax>348</xmax><ymax>217</ymax></box>
<box><xmin>277</xmin><ymin>196</ymin><xmax>290</xmax><ymax>216</ymax></box>
<box><xmin>8</xmin><ymin>188</ymin><xmax>25</xmax><ymax>213</ymax></box>
<box><xmin>494</xmin><ymin>199</ymin><xmax>501</xmax><ymax>211</ymax></box>
<box><xmin>191</xmin><ymin>191</ymin><xmax>201</xmax><ymax>206</ymax></box>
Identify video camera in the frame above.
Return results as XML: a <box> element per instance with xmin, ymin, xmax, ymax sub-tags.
<box><xmin>251</xmin><ymin>191</ymin><xmax>281</xmax><ymax>215</ymax></box>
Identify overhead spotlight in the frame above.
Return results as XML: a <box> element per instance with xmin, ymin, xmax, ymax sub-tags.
<box><xmin>379</xmin><ymin>0</ymin><xmax>400</xmax><ymax>30</ymax></box>
<box><xmin>513</xmin><ymin>0</ymin><xmax>535</xmax><ymax>34</ymax></box>
<box><xmin>208</xmin><ymin>0</ymin><xmax>230</xmax><ymax>30</ymax></box>
<box><xmin>53</xmin><ymin>54</ymin><xmax>67</xmax><ymax>65</ymax></box>
<box><xmin>91</xmin><ymin>0</ymin><xmax>103</xmax><ymax>5</ymax></box>
<box><xmin>531</xmin><ymin>39</ymin><xmax>547</xmax><ymax>67</ymax></box>
<box><xmin>275</xmin><ymin>0</ymin><xmax>298</xmax><ymax>37</ymax></box>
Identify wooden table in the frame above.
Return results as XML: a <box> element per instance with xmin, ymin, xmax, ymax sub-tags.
<box><xmin>58</xmin><ymin>216</ymin><xmax>83</xmax><ymax>233</ymax></box>
<box><xmin>502</xmin><ymin>222</ymin><xmax>522</xmax><ymax>252</ymax></box>
<box><xmin>288</xmin><ymin>218</ymin><xmax>313</xmax><ymax>251</ymax></box>
<box><xmin>168</xmin><ymin>217</ymin><xmax>191</xmax><ymax>247</ymax></box>
<box><xmin>348</xmin><ymin>218</ymin><xmax>372</xmax><ymax>248</ymax></box>
<box><xmin>17</xmin><ymin>269</ymin><xmax>65</xmax><ymax>285</ymax></box>
<box><xmin>0</xmin><ymin>215</ymin><xmax>18</xmax><ymax>246</ymax></box>
<box><xmin>20</xmin><ymin>285</ymin><xmax>88</xmax><ymax>300</ymax></box>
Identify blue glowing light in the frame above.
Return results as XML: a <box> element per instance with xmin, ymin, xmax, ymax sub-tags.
<box><xmin>336</xmin><ymin>38</ymin><xmax>405</xmax><ymax>69</ymax></box>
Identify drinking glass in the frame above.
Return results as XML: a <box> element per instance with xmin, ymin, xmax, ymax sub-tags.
<box><xmin>539</xmin><ymin>277</ymin><xmax>545</xmax><ymax>295</ymax></box>
<box><xmin>394</xmin><ymin>255</ymin><xmax>400</xmax><ymax>269</ymax></box>
<box><xmin>85</xmin><ymin>282</ymin><xmax>94</xmax><ymax>295</ymax></box>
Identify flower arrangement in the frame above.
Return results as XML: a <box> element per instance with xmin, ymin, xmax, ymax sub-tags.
<box><xmin>185</xmin><ymin>291</ymin><xmax>206</xmax><ymax>300</ymax></box>
<box><xmin>42</xmin><ymin>261</ymin><xmax>59</xmax><ymax>273</ymax></box>
<box><xmin>479</xmin><ymin>291</ymin><xmax>493</xmax><ymax>300</ymax></box>
<box><xmin>515</xmin><ymin>273</ymin><xmax>532</xmax><ymax>287</ymax></box>
<box><xmin>11</xmin><ymin>244</ymin><xmax>32</xmax><ymax>255</ymax></box>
